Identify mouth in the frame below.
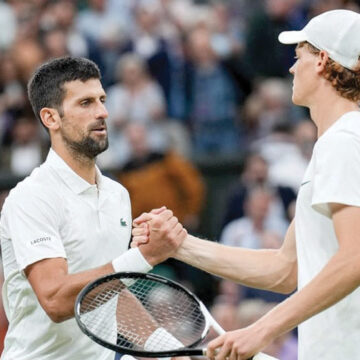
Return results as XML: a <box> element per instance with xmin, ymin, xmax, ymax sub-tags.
<box><xmin>90</xmin><ymin>125</ymin><xmax>107</xmax><ymax>136</ymax></box>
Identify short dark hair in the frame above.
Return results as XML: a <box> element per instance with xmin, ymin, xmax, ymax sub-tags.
<box><xmin>27</xmin><ymin>56</ymin><xmax>101</xmax><ymax>124</ymax></box>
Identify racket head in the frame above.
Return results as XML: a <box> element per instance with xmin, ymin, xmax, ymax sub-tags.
<box><xmin>75</xmin><ymin>272</ymin><xmax>211</xmax><ymax>357</ymax></box>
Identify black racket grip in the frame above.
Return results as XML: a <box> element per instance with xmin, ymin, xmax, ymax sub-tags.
<box><xmin>202</xmin><ymin>348</ymin><xmax>253</xmax><ymax>359</ymax></box>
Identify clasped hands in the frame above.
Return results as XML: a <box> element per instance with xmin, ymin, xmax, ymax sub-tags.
<box><xmin>131</xmin><ymin>207</ymin><xmax>187</xmax><ymax>265</ymax></box>
<box><xmin>131</xmin><ymin>207</ymin><xmax>273</xmax><ymax>360</ymax></box>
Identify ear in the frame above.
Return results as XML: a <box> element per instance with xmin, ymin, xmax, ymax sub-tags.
<box><xmin>316</xmin><ymin>50</ymin><xmax>329</xmax><ymax>73</ymax></box>
<box><xmin>39</xmin><ymin>107</ymin><xmax>61</xmax><ymax>131</ymax></box>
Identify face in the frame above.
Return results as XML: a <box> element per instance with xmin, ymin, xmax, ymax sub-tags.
<box><xmin>59</xmin><ymin>78</ymin><xmax>109</xmax><ymax>159</ymax></box>
<box><xmin>289</xmin><ymin>46</ymin><xmax>319</xmax><ymax>106</ymax></box>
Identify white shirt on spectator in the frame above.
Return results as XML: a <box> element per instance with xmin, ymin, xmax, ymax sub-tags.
<box><xmin>220</xmin><ymin>216</ymin><xmax>288</xmax><ymax>249</ymax></box>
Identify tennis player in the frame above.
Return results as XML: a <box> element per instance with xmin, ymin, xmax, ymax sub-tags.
<box><xmin>132</xmin><ymin>9</ymin><xmax>360</xmax><ymax>360</ymax></box>
<box><xmin>0</xmin><ymin>57</ymin><xmax>186</xmax><ymax>359</ymax></box>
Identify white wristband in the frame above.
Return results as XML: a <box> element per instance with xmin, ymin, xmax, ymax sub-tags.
<box><xmin>144</xmin><ymin>327</ymin><xmax>183</xmax><ymax>351</ymax></box>
<box><xmin>112</xmin><ymin>247</ymin><xmax>153</xmax><ymax>273</ymax></box>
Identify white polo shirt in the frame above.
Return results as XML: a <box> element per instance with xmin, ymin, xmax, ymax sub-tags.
<box><xmin>0</xmin><ymin>149</ymin><xmax>132</xmax><ymax>360</ymax></box>
<box><xmin>295</xmin><ymin>111</ymin><xmax>360</xmax><ymax>359</ymax></box>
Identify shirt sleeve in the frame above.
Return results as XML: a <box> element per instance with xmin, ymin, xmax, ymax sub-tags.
<box><xmin>1</xmin><ymin>188</ymin><xmax>67</xmax><ymax>272</ymax></box>
<box><xmin>311</xmin><ymin>131</ymin><xmax>360</xmax><ymax>217</ymax></box>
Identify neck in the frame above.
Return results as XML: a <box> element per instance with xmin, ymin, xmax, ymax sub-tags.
<box><xmin>307</xmin><ymin>87</ymin><xmax>359</xmax><ymax>137</ymax></box>
<box><xmin>52</xmin><ymin>144</ymin><xmax>97</xmax><ymax>185</ymax></box>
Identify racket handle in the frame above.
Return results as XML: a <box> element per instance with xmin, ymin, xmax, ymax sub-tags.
<box><xmin>202</xmin><ymin>348</ymin><xmax>256</xmax><ymax>360</ymax></box>
<box><xmin>253</xmin><ymin>353</ymin><xmax>279</xmax><ymax>360</ymax></box>
<box><xmin>202</xmin><ymin>349</ymin><xmax>278</xmax><ymax>360</ymax></box>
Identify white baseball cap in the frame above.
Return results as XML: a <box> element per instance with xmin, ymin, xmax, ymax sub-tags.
<box><xmin>278</xmin><ymin>9</ymin><xmax>360</xmax><ymax>70</ymax></box>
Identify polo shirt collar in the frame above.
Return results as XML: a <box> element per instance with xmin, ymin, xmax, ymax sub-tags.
<box><xmin>45</xmin><ymin>148</ymin><xmax>104</xmax><ymax>194</ymax></box>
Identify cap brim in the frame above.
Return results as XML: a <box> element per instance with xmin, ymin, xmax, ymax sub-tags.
<box><xmin>278</xmin><ymin>30</ymin><xmax>307</xmax><ymax>44</ymax></box>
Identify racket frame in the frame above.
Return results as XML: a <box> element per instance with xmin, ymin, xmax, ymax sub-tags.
<box><xmin>75</xmin><ymin>272</ymin><xmax>212</xmax><ymax>357</ymax></box>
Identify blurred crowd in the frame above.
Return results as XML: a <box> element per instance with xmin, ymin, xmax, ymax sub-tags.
<box><xmin>0</xmin><ymin>0</ymin><xmax>360</xmax><ymax>357</ymax></box>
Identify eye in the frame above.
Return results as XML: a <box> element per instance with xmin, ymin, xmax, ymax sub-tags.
<box><xmin>80</xmin><ymin>99</ymin><xmax>92</xmax><ymax>107</ymax></box>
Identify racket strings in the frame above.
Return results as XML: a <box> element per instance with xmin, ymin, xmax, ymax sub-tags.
<box><xmin>78</xmin><ymin>277</ymin><xmax>206</xmax><ymax>351</ymax></box>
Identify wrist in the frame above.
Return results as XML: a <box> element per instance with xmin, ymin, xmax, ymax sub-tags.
<box><xmin>173</xmin><ymin>234</ymin><xmax>193</xmax><ymax>261</ymax></box>
<box><xmin>137</xmin><ymin>245</ymin><xmax>158</xmax><ymax>266</ymax></box>
<box><xmin>252</xmin><ymin>315</ymin><xmax>281</xmax><ymax>345</ymax></box>
<box><xmin>112</xmin><ymin>247</ymin><xmax>153</xmax><ymax>273</ymax></box>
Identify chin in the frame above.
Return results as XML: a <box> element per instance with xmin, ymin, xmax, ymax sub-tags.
<box><xmin>291</xmin><ymin>94</ymin><xmax>304</xmax><ymax>107</ymax></box>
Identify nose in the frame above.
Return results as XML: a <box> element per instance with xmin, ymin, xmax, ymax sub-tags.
<box><xmin>289</xmin><ymin>63</ymin><xmax>295</xmax><ymax>75</ymax></box>
<box><xmin>96</xmin><ymin>100</ymin><xmax>108</xmax><ymax>119</ymax></box>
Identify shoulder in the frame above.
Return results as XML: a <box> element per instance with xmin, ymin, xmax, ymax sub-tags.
<box><xmin>316</xmin><ymin>114</ymin><xmax>360</xmax><ymax>154</ymax></box>
<box><xmin>2</xmin><ymin>165</ymin><xmax>62</xmax><ymax>213</ymax></box>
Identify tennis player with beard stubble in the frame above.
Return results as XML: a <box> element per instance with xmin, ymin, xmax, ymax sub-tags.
<box><xmin>0</xmin><ymin>56</ymin><xmax>187</xmax><ymax>360</ymax></box>
<box><xmin>132</xmin><ymin>9</ymin><xmax>360</xmax><ymax>360</ymax></box>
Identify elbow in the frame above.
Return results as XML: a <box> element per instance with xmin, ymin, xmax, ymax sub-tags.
<box><xmin>276</xmin><ymin>279</ymin><xmax>297</xmax><ymax>294</ymax></box>
<box><xmin>269</xmin><ymin>259</ymin><xmax>298</xmax><ymax>294</ymax></box>
<box><xmin>42</xmin><ymin>299</ymin><xmax>70</xmax><ymax>323</ymax></box>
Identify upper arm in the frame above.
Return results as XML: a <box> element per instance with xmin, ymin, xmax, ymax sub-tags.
<box><xmin>331</xmin><ymin>204</ymin><xmax>360</xmax><ymax>257</ymax></box>
<box><xmin>2</xmin><ymin>189</ymin><xmax>66</xmax><ymax>272</ymax></box>
<box><xmin>25</xmin><ymin>257</ymin><xmax>69</xmax><ymax>322</ymax></box>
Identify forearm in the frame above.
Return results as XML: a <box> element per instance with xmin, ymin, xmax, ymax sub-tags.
<box><xmin>174</xmin><ymin>235</ymin><xmax>296</xmax><ymax>293</ymax></box>
<box><xmin>44</xmin><ymin>262</ymin><xmax>114</xmax><ymax>322</ymax></box>
<box><xmin>28</xmin><ymin>248</ymin><xmax>152</xmax><ymax>323</ymax></box>
<box><xmin>254</xmin><ymin>249</ymin><xmax>360</xmax><ymax>339</ymax></box>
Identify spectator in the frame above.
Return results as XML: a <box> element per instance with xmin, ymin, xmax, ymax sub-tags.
<box><xmin>186</xmin><ymin>27</ymin><xmax>242</xmax><ymax>155</ymax></box>
<box><xmin>76</xmin><ymin>0</ymin><xmax>128</xmax><ymax>85</ymax></box>
<box><xmin>4</xmin><ymin>114</ymin><xmax>44</xmax><ymax>176</ymax></box>
<box><xmin>117</xmin><ymin>123</ymin><xmax>205</xmax><ymax>232</ymax></box>
<box><xmin>99</xmin><ymin>53</ymin><xmax>168</xmax><ymax>168</ymax></box>
<box><xmin>220</xmin><ymin>186</ymin><xmax>288</xmax><ymax>250</ymax></box>
<box><xmin>222</xmin><ymin>152</ymin><xmax>296</xmax><ymax>226</ymax></box>
<box><xmin>119</xmin><ymin>0</ymin><xmax>176</xmax><ymax>108</ymax></box>
<box><xmin>0</xmin><ymin>54</ymin><xmax>27</xmax><ymax>115</ymax></box>
<box><xmin>220</xmin><ymin>186</ymin><xmax>290</xmax><ymax>304</ymax></box>
<box><xmin>209</xmin><ymin>2</ymin><xmax>244</xmax><ymax>59</ymax></box>
<box><xmin>0</xmin><ymin>1</ymin><xmax>16</xmax><ymax>51</ymax></box>
<box><xmin>242</xmin><ymin>77</ymin><xmax>302</xmax><ymax>143</ymax></box>
<box><xmin>41</xmin><ymin>27</ymin><xmax>69</xmax><ymax>59</ymax></box>
<box><xmin>10</xmin><ymin>39</ymin><xmax>45</xmax><ymax>84</ymax></box>
<box><xmin>244</xmin><ymin>0</ymin><xmax>306</xmax><ymax>78</ymax></box>
<box><xmin>39</xmin><ymin>0</ymin><xmax>89</xmax><ymax>58</ymax></box>
<box><xmin>266</xmin><ymin>120</ymin><xmax>317</xmax><ymax>192</ymax></box>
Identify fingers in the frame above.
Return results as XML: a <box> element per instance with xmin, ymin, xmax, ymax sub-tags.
<box><xmin>150</xmin><ymin>209</ymin><xmax>174</xmax><ymax>230</ymax></box>
<box><xmin>131</xmin><ymin>223</ymin><xmax>149</xmax><ymax>247</ymax></box>
<box><xmin>130</xmin><ymin>236</ymin><xmax>148</xmax><ymax>247</ymax></box>
<box><xmin>133</xmin><ymin>207</ymin><xmax>168</xmax><ymax>226</ymax></box>
<box><xmin>207</xmin><ymin>332</ymin><xmax>258</xmax><ymax>360</ymax></box>
<box><xmin>150</xmin><ymin>206</ymin><xmax>167</xmax><ymax>215</ymax></box>
<box><xmin>207</xmin><ymin>335</ymin><xmax>225</xmax><ymax>359</ymax></box>
<box><xmin>132</xmin><ymin>223</ymin><xmax>149</xmax><ymax>236</ymax></box>
<box><xmin>133</xmin><ymin>212</ymin><xmax>153</xmax><ymax>226</ymax></box>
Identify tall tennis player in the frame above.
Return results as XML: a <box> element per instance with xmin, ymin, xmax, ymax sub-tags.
<box><xmin>132</xmin><ymin>9</ymin><xmax>360</xmax><ymax>360</ymax></box>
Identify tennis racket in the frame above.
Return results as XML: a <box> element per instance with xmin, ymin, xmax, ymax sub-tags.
<box><xmin>75</xmin><ymin>272</ymin><xmax>278</xmax><ymax>360</ymax></box>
